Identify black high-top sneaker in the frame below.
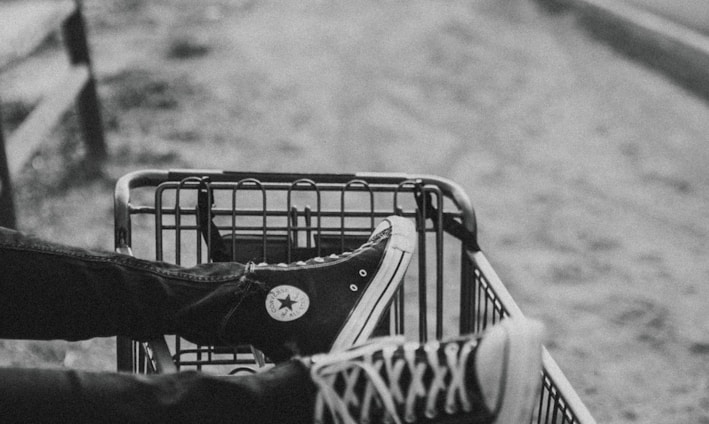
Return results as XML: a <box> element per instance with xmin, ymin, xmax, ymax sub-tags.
<box><xmin>305</xmin><ymin>318</ymin><xmax>544</xmax><ymax>424</ymax></box>
<box><xmin>219</xmin><ymin>216</ymin><xmax>416</xmax><ymax>362</ymax></box>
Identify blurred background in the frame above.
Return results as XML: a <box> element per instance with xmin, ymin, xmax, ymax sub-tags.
<box><xmin>1</xmin><ymin>1</ymin><xmax>709</xmax><ymax>422</ymax></box>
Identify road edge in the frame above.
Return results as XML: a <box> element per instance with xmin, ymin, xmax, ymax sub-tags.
<box><xmin>551</xmin><ymin>0</ymin><xmax>709</xmax><ymax>100</ymax></box>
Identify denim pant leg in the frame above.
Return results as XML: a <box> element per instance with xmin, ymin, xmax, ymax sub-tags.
<box><xmin>0</xmin><ymin>226</ymin><xmax>249</xmax><ymax>342</ymax></box>
<box><xmin>0</xmin><ymin>360</ymin><xmax>316</xmax><ymax>424</ymax></box>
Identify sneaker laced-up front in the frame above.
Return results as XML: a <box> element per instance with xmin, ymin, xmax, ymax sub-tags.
<box><xmin>248</xmin><ymin>232</ymin><xmax>386</xmax><ymax>271</ymax></box>
<box><xmin>309</xmin><ymin>336</ymin><xmax>485</xmax><ymax>424</ymax></box>
<box><xmin>244</xmin><ymin>232</ymin><xmax>384</xmax><ymax>272</ymax></box>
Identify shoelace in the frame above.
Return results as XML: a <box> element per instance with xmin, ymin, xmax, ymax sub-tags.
<box><xmin>310</xmin><ymin>336</ymin><xmax>477</xmax><ymax>424</ymax></box>
<box><xmin>249</xmin><ymin>238</ymin><xmax>379</xmax><ymax>269</ymax></box>
<box><xmin>253</xmin><ymin>251</ymin><xmax>354</xmax><ymax>268</ymax></box>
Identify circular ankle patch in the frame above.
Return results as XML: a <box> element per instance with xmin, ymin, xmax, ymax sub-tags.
<box><xmin>265</xmin><ymin>285</ymin><xmax>310</xmax><ymax>322</ymax></box>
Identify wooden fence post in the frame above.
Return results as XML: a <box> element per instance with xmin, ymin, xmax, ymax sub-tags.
<box><xmin>61</xmin><ymin>0</ymin><xmax>107</xmax><ymax>165</ymax></box>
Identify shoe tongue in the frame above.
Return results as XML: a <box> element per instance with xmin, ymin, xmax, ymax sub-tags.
<box><xmin>368</xmin><ymin>227</ymin><xmax>391</xmax><ymax>244</ymax></box>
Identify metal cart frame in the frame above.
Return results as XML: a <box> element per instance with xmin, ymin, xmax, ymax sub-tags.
<box><xmin>114</xmin><ymin>169</ymin><xmax>596</xmax><ymax>424</ymax></box>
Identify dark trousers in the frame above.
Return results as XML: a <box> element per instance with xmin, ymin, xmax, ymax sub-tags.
<box><xmin>0</xmin><ymin>227</ymin><xmax>315</xmax><ymax>423</ymax></box>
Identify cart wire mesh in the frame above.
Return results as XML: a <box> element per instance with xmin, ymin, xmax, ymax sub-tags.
<box><xmin>114</xmin><ymin>169</ymin><xmax>596</xmax><ymax>424</ymax></box>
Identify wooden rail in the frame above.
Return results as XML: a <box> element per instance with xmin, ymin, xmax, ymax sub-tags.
<box><xmin>0</xmin><ymin>0</ymin><xmax>106</xmax><ymax>228</ymax></box>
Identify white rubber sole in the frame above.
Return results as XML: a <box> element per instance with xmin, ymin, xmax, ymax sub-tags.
<box><xmin>330</xmin><ymin>216</ymin><xmax>416</xmax><ymax>351</ymax></box>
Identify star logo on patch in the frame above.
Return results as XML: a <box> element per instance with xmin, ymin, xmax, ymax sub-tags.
<box><xmin>278</xmin><ymin>294</ymin><xmax>297</xmax><ymax>311</ymax></box>
<box><xmin>265</xmin><ymin>285</ymin><xmax>310</xmax><ymax>322</ymax></box>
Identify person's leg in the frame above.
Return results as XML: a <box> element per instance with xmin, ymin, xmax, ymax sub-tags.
<box><xmin>0</xmin><ymin>360</ymin><xmax>315</xmax><ymax>424</ymax></box>
<box><xmin>0</xmin><ymin>225</ymin><xmax>248</xmax><ymax>343</ymax></box>
<box><xmin>0</xmin><ymin>216</ymin><xmax>416</xmax><ymax>361</ymax></box>
<box><xmin>0</xmin><ymin>318</ymin><xmax>543</xmax><ymax>424</ymax></box>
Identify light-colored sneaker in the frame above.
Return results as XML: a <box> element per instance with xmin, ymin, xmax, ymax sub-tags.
<box><xmin>306</xmin><ymin>318</ymin><xmax>544</xmax><ymax>424</ymax></box>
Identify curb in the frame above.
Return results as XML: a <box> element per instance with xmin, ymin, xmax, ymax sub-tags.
<box><xmin>559</xmin><ymin>0</ymin><xmax>709</xmax><ymax>99</ymax></box>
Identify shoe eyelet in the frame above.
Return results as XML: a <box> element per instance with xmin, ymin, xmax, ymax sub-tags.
<box><xmin>359</xmin><ymin>269</ymin><xmax>368</xmax><ymax>277</ymax></box>
<box><xmin>296</xmin><ymin>261</ymin><xmax>306</xmax><ymax>266</ymax></box>
<box><xmin>314</xmin><ymin>257</ymin><xmax>324</xmax><ymax>263</ymax></box>
<box><xmin>349</xmin><ymin>284</ymin><xmax>358</xmax><ymax>292</ymax></box>
<box><xmin>277</xmin><ymin>263</ymin><xmax>287</xmax><ymax>267</ymax></box>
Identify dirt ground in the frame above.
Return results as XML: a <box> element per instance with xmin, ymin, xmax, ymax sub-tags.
<box><xmin>2</xmin><ymin>0</ymin><xmax>709</xmax><ymax>422</ymax></box>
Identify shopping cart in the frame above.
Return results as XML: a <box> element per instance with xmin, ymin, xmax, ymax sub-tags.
<box><xmin>114</xmin><ymin>169</ymin><xmax>596</xmax><ymax>424</ymax></box>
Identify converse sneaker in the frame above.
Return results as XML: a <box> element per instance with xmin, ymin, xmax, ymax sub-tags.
<box><xmin>306</xmin><ymin>318</ymin><xmax>544</xmax><ymax>424</ymax></box>
<box><xmin>218</xmin><ymin>216</ymin><xmax>416</xmax><ymax>362</ymax></box>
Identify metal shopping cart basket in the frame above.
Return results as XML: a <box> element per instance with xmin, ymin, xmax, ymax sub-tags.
<box><xmin>114</xmin><ymin>169</ymin><xmax>596</xmax><ymax>424</ymax></box>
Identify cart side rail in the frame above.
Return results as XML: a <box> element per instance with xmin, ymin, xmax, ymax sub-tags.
<box><xmin>470</xmin><ymin>250</ymin><xmax>597</xmax><ymax>424</ymax></box>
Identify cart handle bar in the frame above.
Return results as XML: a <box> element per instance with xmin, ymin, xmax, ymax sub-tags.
<box><xmin>115</xmin><ymin>169</ymin><xmax>478</xmax><ymax>250</ymax></box>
